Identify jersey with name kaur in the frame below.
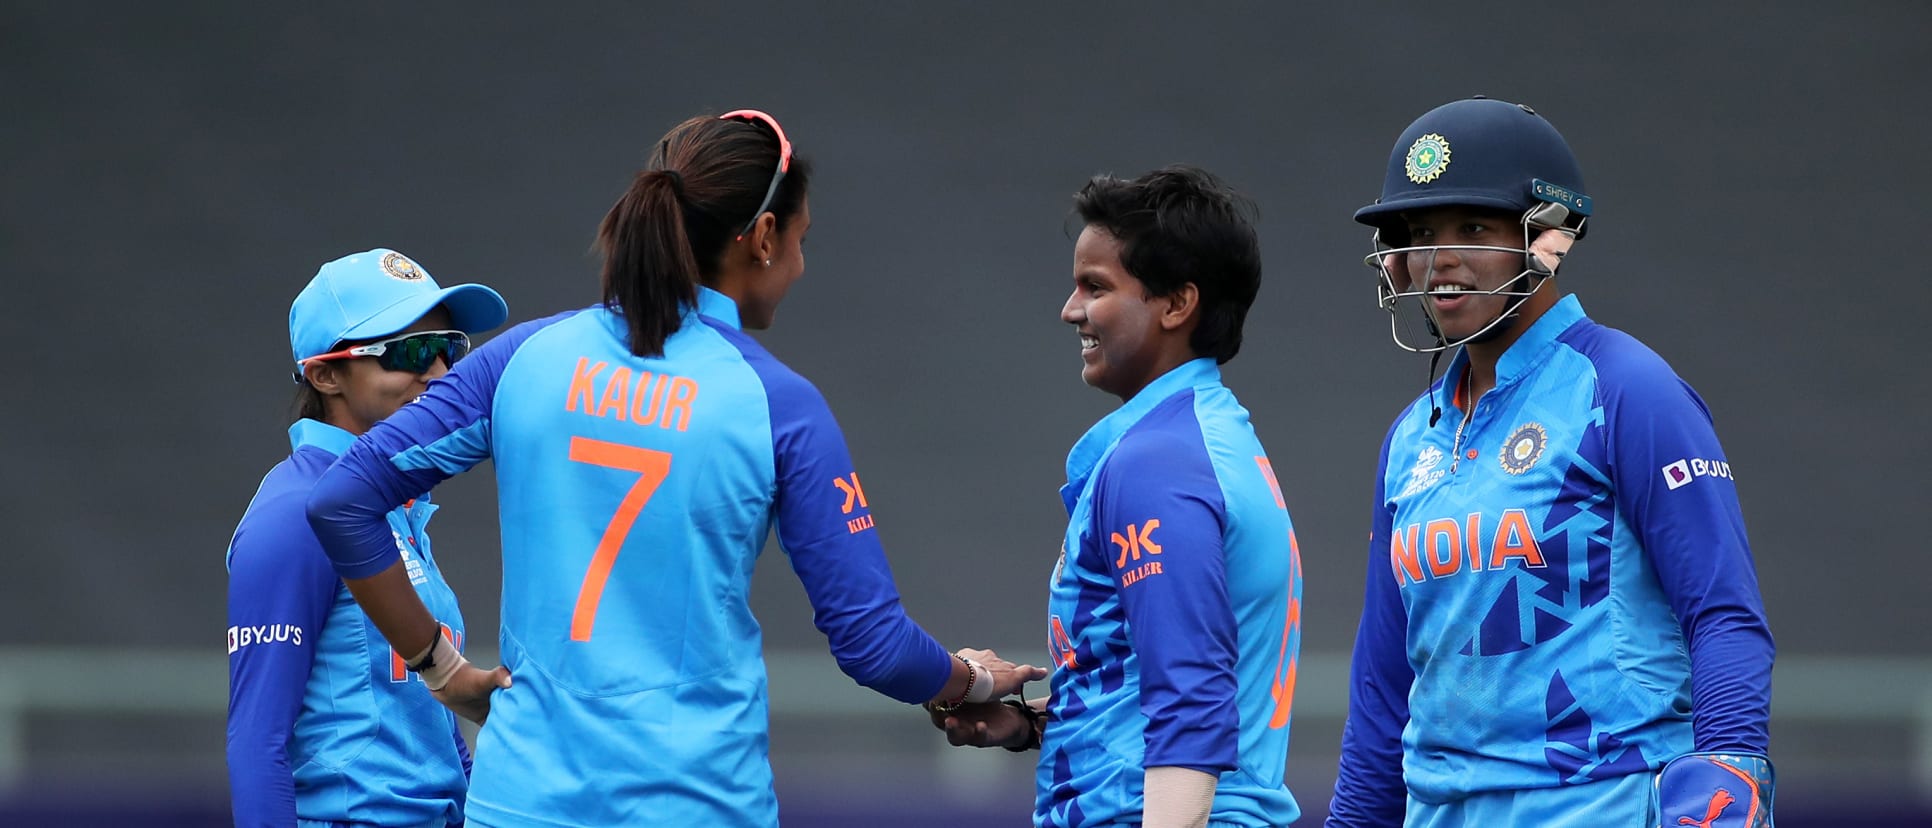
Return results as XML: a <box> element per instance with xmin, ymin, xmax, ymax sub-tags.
<box><xmin>1041</xmin><ymin>358</ymin><xmax>1302</xmax><ymax>828</ymax></box>
<box><xmin>307</xmin><ymin>287</ymin><xmax>954</xmax><ymax>828</ymax></box>
<box><xmin>1327</xmin><ymin>295</ymin><xmax>1774</xmax><ymax>825</ymax></box>
<box><xmin>227</xmin><ymin>418</ymin><xmax>470</xmax><ymax>828</ymax></box>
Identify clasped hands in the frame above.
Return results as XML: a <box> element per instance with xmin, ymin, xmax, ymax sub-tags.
<box><xmin>925</xmin><ymin>647</ymin><xmax>1048</xmax><ymax>750</ymax></box>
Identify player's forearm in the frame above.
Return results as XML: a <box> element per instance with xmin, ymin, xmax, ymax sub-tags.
<box><xmin>341</xmin><ymin>560</ymin><xmax>442</xmax><ymax>659</ymax></box>
<box><xmin>1143</xmin><ymin>766</ymin><xmax>1217</xmax><ymax>828</ymax></box>
<box><xmin>225</xmin><ymin>734</ymin><xmax>298</xmax><ymax>827</ymax></box>
<box><xmin>1686</xmin><ymin>608</ymin><xmax>1775</xmax><ymax>752</ymax></box>
<box><xmin>814</xmin><ymin>601</ymin><xmax>952</xmax><ymax>703</ymax></box>
<box><xmin>1328</xmin><ymin>710</ymin><xmax>1408</xmax><ymax>827</ymax></box>
<box><xmin>1642</xmin><ymin>503</ymin><xmax>1773</xmax><ymax>750</ymax></box>
<box><xmin>1329</xmin><ymin>634</ymin><xmax>1411</xmax><ymax>824</ymax></box>
<box><xmin>786</xmin><ymin>530</ymin><xmax>953</xmax><ymax>703</ymax></box>
<box><xmin>1653</xmin><ymin>528</ymin><xmax>1773</xmax><ymax>752</ymax></box>
<box><xmin>227</xmin><ymin>773</ymin><xmax>297</xmax><ymax>828</ymax></box>
<box><xmin>306</xmin><ymin>458</ymin><xmax>412</xmax><ymax>581</ymax></box>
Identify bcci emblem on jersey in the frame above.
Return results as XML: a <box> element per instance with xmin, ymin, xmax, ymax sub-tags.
<box><xmin>1499</xmin><ymin>422</ymin><xmax>1548</xmax><ymax>475</ymax></box>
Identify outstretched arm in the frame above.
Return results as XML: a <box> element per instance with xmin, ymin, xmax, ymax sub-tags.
<box><xmin>759</xmin><ymin>364</ymin><xmax>1043</xmax><ymax>704</ymax></box>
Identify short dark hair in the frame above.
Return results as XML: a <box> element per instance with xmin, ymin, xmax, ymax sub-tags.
<box><xmin>1072</xmin><ymin>165</ymin><xmax>1261</xmax><ymax>364</ymax></box>
<box><xmin>596</xmin><ymin>113</ymin><xmax>814</xmax><ymax>357</ymax></box>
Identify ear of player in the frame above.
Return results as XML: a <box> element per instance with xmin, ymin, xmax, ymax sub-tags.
<box><xmin>1655</xmin><ymin>752</ymin><xmax>1775</xmax><ymax>828</ymax></box>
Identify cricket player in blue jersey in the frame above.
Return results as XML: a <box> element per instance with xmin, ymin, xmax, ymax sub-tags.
<box><xmin>931</xmin><ymin>166</ymin><xmax>1303</xmax><ymax>828</ymax></box>
<box><xmin>1326</xmin><ymin>97</ymin><xmax>1776</xmax><ymax>827</ymax></box>
<box><xmin>302</xmin><ymin>110</ymin><xmax>1045</xmax><ymax>828</ymax></box>
<box><xmin>227</xmin><ymin>248</ymin><xmax>509</xmax><ymax>827</ymax></box>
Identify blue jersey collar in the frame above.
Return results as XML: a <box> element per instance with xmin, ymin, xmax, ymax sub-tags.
<box><xmin>1495</xmin><ymin>294</ymin><xmax>1586</xmax><ymax>383</ymax></box>
<box><xmin>599</xmin><ymin>287</ymin><xmax>741</xmax><ymax>333</ymax></box>
<box><xmin>695</xmin><ymin>286</ymin><xmax>741</xmax><ymax>330</ymax></box>
<box><xmin>1062</xmin><ymin>358</ymin><xmax>1219</xmax><ymax>507</ymax></box>
<box><xmin>1443</xmin><ymin>294</ymin><xmax>1588</xmax><ymax>400</ymax></box>
<box><xmin>289</xmin><ymin>417</ymin><xmax>357</xmax><ymax>456</ymax></box>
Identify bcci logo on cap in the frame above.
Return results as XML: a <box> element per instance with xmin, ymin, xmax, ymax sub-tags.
<box><xmin>380</xmin><ymin>251</ymin><xmax>426</xmax><ymax>281</ymax></box>
<box><xmin>1405</xmin><ymin>133</ymin><xmax>1451</xmax><ymax>184</ymax></box>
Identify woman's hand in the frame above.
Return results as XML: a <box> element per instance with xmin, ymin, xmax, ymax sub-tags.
<box><xmin>956</xmin><ymin>647</ymin><xmax>1048</xmax><ymax>698</ymax></box>
<box><xmin>430</xmin><ymin>663</ymin><xmax>513</xmax><ymax>724</ymax></box>
<box><xmin>926</xmin><ymin>699</ymin><xmax>1034</xmax><ymax>749</ymax></box>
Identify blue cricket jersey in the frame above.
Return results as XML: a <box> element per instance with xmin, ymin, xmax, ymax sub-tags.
<box><xmin>1327</xmin><ymin>296</ymin><xmax>1774</xmax><ymax>825</ymax></box>
<box><xmin>306</xmin><ymin>287</ymin><xmax>955</xmax><ymax>828</ymax></box>
<box><xmin>1041</xmin><ymin>358</ymin><xmax>1302</xmax><ymax>828</ymax></box>
<box><xmin>227</xmin><ymin>418</ymin><xmax>470</xmax><ymax>828</ymax></box>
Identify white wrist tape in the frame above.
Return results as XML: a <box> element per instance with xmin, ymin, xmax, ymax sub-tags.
<box><xmin>411</xmin><ymin>634</ymin><xmax>468</xmax><ymax>692</ymax></box>
<box><xmin>1142</xmin><ymin>766</ymin><xmax>1217</xmax><ymax>828</ymax></box>
<box><xmin>962</xmin><ymin>657</ymin><xmax>996</xmax><ymax>703</ymax></box>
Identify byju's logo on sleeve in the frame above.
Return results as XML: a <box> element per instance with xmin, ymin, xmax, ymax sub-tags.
<box><xmin>1662</xmin><ymin>460</ymin><xmax>1692</xmax><ymax>489</ymax></box>
<box><xmin>1661</xmin><ymin>458</ymin><xmax>1734</xmax><ymax>490</ymax></box>
<box><xmin>227</xmin><ymin>624</ymin><xmax>305</xmax><ymax>653</ymax></box>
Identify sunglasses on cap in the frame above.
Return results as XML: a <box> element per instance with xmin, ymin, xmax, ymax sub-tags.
<box><xmin>299</xmin><ymin>330</ymin><xmax>471</xmax><ymax>377</ymax></box>
<box><xmin>719</xmin><ymin>109</ymin><xmax>793</xmax><ymax>241</ymax></box>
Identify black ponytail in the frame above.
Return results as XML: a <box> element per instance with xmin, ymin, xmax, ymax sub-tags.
<box><xmin>595</xmin><ymin>113</ymin><xmax>812</xmax><ymax>357</ymax></box>
<box><xmin>596</xmin><ymin>170</ymin><xmax>700</xmax><ymax>357</ymax></box>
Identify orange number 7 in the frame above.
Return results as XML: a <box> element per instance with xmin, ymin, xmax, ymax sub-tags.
<box><xmin>566</xmin><ymin>436</ymin><xmax>673</xmax><ymax>642</ymax></box>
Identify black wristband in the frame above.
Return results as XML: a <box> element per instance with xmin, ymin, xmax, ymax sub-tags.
<box><xmin>1001</xmin><ymin>699</ymin><xmax>1044</xmax><ymax>752</ymax></box>
<box><xmin>405</xmin><ymin>626</ymin><xmax>442</xmax><ymax>673</ymax></box>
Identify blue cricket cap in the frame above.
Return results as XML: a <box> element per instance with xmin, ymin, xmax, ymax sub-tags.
<box><xmin>289</xmin><ymin>248</ymin><xmax>509</xmax><ymax>370</ymax></box>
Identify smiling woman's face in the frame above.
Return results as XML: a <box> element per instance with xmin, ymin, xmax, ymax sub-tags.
<box><xmin>1059</xmin><ymin>226</ymin><xmax>1172</xmax><ymax>401</ymax></box>
<box><xmin>314</xmin><ymin>306</ymin><xmax>457</xmax><ymax>435</ymax></box>
<box><xmin>1398</xmin><ymin>206</ymin><xmax>1528</xmax><ymax>343</ymax></box>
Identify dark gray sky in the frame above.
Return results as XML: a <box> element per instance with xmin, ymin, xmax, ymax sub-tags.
<box><xmin>4</xmin><ymin>2</ymin><xmax>1925</xmax><ymax>670</ymax></box>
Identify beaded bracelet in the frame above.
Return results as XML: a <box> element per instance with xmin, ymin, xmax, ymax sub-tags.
<box><xmin>931</xmin><ymin>654</ymin><xmax>977</xmax><ymax>711</ymax></box>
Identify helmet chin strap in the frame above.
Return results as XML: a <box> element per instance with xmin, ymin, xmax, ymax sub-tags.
<box><xmin>1427</xmin><ymin>349</ymin><xmax>1447</xmax><ymax>427</ymax></box>
<box><xmin>1457</xmin><ymin>271</ymin><xmax>1544</xmax><ymax>344</ymax></box>
<box><xmin>1417</xmin><ymin>264</ymin><xmax>1547</xmax><ymax>350</ymax></box>
<box><xmin>1413</xmin><ymin>225</ymin><xmax>1574</xmax><ymax>426</ymax></box>
<box><xmin>1416</xmin><ymin>224</ymin><xmax>1574</xmax><ymax>351</ymax></box>
<box><xmin>1422</xmin><ymin>271</ymin><xmax>1543</xmax><ymax>428</ymax></box>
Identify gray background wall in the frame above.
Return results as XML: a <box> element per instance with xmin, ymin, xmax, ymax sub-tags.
<box><xmin>4</xmin><ymin>2</ymin><xmax>1927</xmax><ymax>824</ymax></box>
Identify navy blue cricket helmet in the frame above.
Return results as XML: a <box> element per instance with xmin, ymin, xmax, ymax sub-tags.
<box><xmin>1355</xmin><ymin>97</ymin><xmax>1592</xmax><ymax>243</ymax></box>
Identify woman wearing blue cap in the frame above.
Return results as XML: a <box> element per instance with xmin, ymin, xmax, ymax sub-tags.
<box><xmin>226</xmin><ymin>248</ymin><xmax>509</xmax><ymax>828</ymax></box>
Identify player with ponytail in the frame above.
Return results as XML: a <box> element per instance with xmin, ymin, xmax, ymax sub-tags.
<box><xmin>304</xmin><ymin>110</ymin><xmax>1044</xmax><ymax>827</ymax></box>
